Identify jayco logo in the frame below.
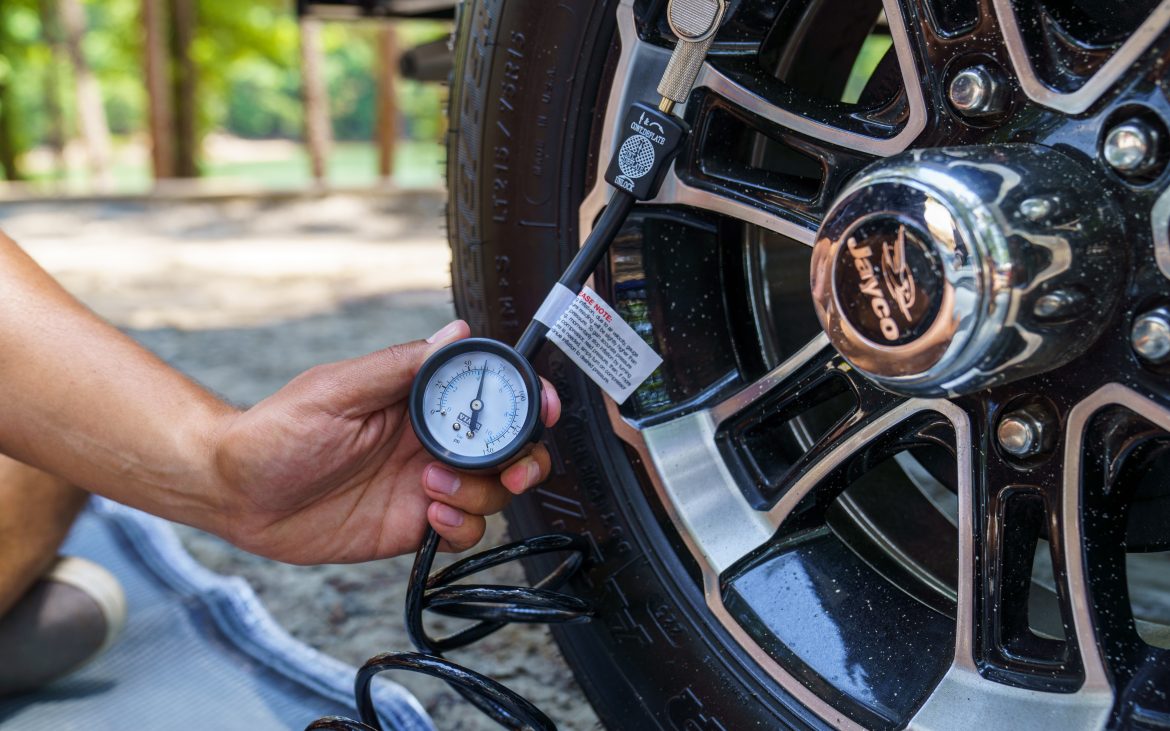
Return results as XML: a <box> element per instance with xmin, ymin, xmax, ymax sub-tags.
<box><xmin>881</xmin><ymin>225</ymin><xmax>917</xmax><ymax>322</ymax></box>
<box><xmin>847</xmin><ymin>230</ymin><xmax>908</xmax><ymax>342</ymax></box>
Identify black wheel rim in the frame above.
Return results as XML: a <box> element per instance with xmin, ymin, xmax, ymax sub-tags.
<box><xmin>575</xmin><ymin>1</ymin><xmax>1170</xmax><ymax>728</ymax></box>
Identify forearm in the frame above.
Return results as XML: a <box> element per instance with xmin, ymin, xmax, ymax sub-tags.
<box><xmin>0</xmin><ymin>231</ymin><xmax>237</xmax><ymax>532</ymax></box>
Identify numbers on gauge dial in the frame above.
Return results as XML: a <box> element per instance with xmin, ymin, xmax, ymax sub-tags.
<box><xmin>422</xmin><ymin>352</ymin><xmax>530</xmax><ymax>459</ymax></box>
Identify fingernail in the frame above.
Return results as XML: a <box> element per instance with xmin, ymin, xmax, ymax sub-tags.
<box><xmin>433</xmin><ymin>503</ymin><xmax>465</xmax><ymax>527</ymax></box>
<box><xmin>505</xmin><ymin>457</ymin><xmax>540</xmax><ymax>492</ymax></box>
<box><xmin>424</xmin><ymin>465</ymin><xmax>461</xmax><ymax>495</ymax></box>
<box><xmin>427</xmin><ymin>321</ymin><xmax>461</xmax><ymax>344</ymax></box>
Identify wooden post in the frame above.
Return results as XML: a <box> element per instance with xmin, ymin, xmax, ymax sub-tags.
<box><xmin>0</xmin><ymin>16</ymin><xmax>22</xmax><ymax>180</ymax></box>
<box><xmin>375</xmin><ymin>24</ymin><xmax>399</xmax><ymax>183</ymax></box>
<box><xmin>59</xmin><ymin>0</ymin><xmax>112</xmax><ymax>187</ymax></box>
<box><xmin>143</xmin><ymin>0</ymin><xmax>174</xmax><ymax>180</ymax></box>
<box><xmin>170</xmin><ymin>0</ymin><xmax>198</xmax><ymax>178</ymax></box>
<box><xmin>0</xmin><ymin>86</ymin><xmax>21</xmax><ymax>181</ymax></box>
<box><xmin>300</xmin><ymin>17</ymin><xmax>332</xmax><ymax>184</ymax></box>
<box><xmin>39</xmin><ymin>0</ymin><xmax>66</xmax><ymax>179</ymax></box>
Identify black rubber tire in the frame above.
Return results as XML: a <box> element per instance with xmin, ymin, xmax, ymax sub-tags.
<box><xmin>446</xmin><ymin>1</ymin><xmax>819</xmax><ymax>729</ymax></box>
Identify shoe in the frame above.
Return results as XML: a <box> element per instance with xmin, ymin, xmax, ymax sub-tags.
<box><xmin>0</xmin><ymin>556</ymin><xmax>127</xmax><ymax>695</ymax></box>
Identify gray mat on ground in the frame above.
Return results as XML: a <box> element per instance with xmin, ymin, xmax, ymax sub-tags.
<box><xmin>0</xmin><ymin>498</ymin><xmax>433</xmax><ymax>731</ymax></box>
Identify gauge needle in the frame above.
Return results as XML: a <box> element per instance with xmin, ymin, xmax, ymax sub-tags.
<box><xmin>468</xmin><ymin>361</ymin><xmax>488</xmax><ymax>434</ymax></box>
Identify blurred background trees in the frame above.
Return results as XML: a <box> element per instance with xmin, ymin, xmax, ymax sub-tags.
<box><xmin>0</xmin><ymin>0</ymin><xmax>448</xmax><ymax>191</ymax></box>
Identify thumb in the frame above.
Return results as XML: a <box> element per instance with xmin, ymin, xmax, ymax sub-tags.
<box><xmin>320</xmin><ymin>320</ymin><xmax>470</xmax><ymax>416</ymax></box>
<box><xmin>421</xmin><ymin>319</ymin><xmax>472</xmax><ymax>361</ymax></box>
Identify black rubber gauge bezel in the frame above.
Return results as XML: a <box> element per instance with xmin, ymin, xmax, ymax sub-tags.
<box><xmin>409</xmin><ymin>337</ymin><xmax>543</xmax><ymax>471</ymax></box>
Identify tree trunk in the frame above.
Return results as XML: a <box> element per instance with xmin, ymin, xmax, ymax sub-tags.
<box><xmin>0</xmin><ymin>18</ymin><xmax>23</xmax><ymax>181</ymax></box>
<box><xmin>39</xmin><ymin>0</ymin><xmax>66</xmax><ymax>179</ymax></box>
<box><xmin>170</xmin><ymin>0</ymin><xmax>198</xmax><ymax>178</ymax></box>
<box><xmin>300</xmin><ymin>17</ymin><xmax>331</xmax><ymax>183</ymax></box>
<box><xmin>375</xmin><ymin>25</ymin><xmax>399</xmax><ymax>182</ymax></box>
<box><xmin>143</xmin><ymin>0</ymin><xmax>174</xmax><ymax>179</ymax></box>
<box><xmin>0</xmin><ymin>84</ymin><xmax>22</xmax><ymax>182</ymax></box>
<box><xmin>59</xmin><ymin>0</ymin><xmax>112</xmax><ymax>188</ymax></box>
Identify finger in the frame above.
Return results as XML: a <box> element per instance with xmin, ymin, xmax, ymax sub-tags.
<box><xmin>539</xmin><ymin>377</ymin><xmax>561</xmax><ymax>427</ymax></box>
<box><xmin>500</xmin><ymin>443</ymin><xmax>552</xmax><ymax>495</ymax></box>
<box><xmin>427</xmin><ymin>502</ymin><xmax>487</xmax><ymax>553</ymax></box>
<box><xmin>312</xmin><ymin>320</ymin><xmax>470</xmax><ymax>415</ymax></box>
<box><xmin>422</xmin><ymin>463</ymin><xmax>514</xmax><ymax>516</ymax></box>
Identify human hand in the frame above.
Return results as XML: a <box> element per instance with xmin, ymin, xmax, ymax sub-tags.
<box><xmin>210</xmin><ymin>321</ymin><xmax>560</xmax><ymax>564</ymax></box>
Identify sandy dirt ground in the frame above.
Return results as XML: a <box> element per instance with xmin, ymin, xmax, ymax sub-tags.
<box><xmin>0</xmin><ymin>194</ymin><xmax>602</xmax><ymax>731</ymax></box>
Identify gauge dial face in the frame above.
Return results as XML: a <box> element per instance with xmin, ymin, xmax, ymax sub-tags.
<box><xmin>420</xmin><ymin>352</ymin><xmax>533</xmax><ymax>460</ymax></box>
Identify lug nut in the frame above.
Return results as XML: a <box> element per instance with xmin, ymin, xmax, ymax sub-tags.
<box><xmin>1132</xmin><ymin>308</ymin><xmax>1170</xmax><ymax>364</ymax></box>
<box><xmin>1033</xmin><ymin>290</ymin><xmax>1078</xmax><ymax>319</ymax></box>
<box><xmin>1104</xmin><ymin>120</ymin><xmax>1160</xmax><ymax>175</ymax></box>
<box><xmin>997</xmin><ymin>411</ymin><xmax>1044</xmax><ymax>457</ymax></box>
<box><xmin>1019</xmin><ymin>197</ymin><xmax>1055</xmax><ymax>223</ymax></box>
<box><xmin>949</xmin><ymin>66</ymin><xmax>1006</xmax><ymax>117</ymax></box>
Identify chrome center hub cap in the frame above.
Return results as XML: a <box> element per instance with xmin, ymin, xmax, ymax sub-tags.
<box><xmin>811</xmin><ymin>144</ymin><xmax>1123</xmax><ymax>397</ymax></box>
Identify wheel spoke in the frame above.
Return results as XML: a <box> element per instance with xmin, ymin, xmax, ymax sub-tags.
<box><xmin>910</xmin><ymin>391</ymin><xmax>1122</xmax><ymax>729</ymax></box>
<box><xmin>1064</xmin><ymin>385</ymin><xmax>1170</xmax><ymax>717</ymax></box>
<box><xmin>582</xmin><ymin>0</ymin><xmax>932</xmax><ymax>247</ymax></box>
<box><xmin>694</xmin><ymin>0</ymin><xmax>928</xmax><ymax>157</ymax></box>
<box><xmin>991</xmin><ymin>0</ymin><xmax>1170</xmax><ymax>114</ymax></box>
<box><xmin>708</xmin><ymin>333</ymin><xmax>833</xmax><ymax>424</ymax></box>
<box><xmin>633</xmin><ymin>335</ymin><xmax>832</xmax><ymax>575</ymax></box>
<box><xmin>966</xmin><ymin>403</ymin><xmax>1088</xmax><ymax>692</ymax></box>
<box><xmin>610</xmin><ymin>342</ymin><xmax>970</xmax><ymax>730</ymax></box>
<box><xmin>760</xmin><ymin>391</ymin><xmax>954</xmax><ymax>536</ymax></box>
<box><xmin>887</xmin><ymin>0</ymin><xmax>1013</xmax><ymax>89</ymax></box>
<box><xmin>716</xmin><ymin>347</ymin><xmax>907</xmax><ymax>512</ymax></box>
<box><xmin>653</xmin><ymin>166</ymin><xmax>818</xmax><ymax>244</ymax></box>
<box><xmin>581</xmin><ymin>1</ymin><xmax>817</xmax><ymax>239</ymax></box>
<box><xmin>577</xmin><ymin>3</ymin><xmax>823</xmax><ymax>242</ymax></box>
<box><xmin>633</xmin><ymin>331</ymin><xmax>950</xmax><ymax>574</ymax></box>
<box><xmin>665</xmin><ymin>0</ymin><xmax>933</xmax><ymax>235</ymax></box>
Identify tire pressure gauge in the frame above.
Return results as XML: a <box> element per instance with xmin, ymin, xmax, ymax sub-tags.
<box><xmin>409</xmin><ymin>0</ymin><xmax>719</xmax><ymax>474</ymax></box>
<box><xmin>309</xmin><ymin>4</ymin><xmax>728</xmax><ymax>731</ymax></box>
<box><xmin>409</xmin><ymin>338</ymin><xmax>543</xmax><ymax>471</ymax></box>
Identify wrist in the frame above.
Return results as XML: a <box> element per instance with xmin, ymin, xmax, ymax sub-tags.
<box><xmin>184</xmin><ymin>400</ymin><xmax>245</xmax><ymax>540</ymax></box>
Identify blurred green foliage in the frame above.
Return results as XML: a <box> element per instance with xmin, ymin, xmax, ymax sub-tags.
<box><xmin>87</xmin><ymin>0</ymin><xmax>148</xmax><ymax>136</ymax></box>
<box><xmin>0</xmin><ymin>0</ymin><xmax>49</xmax><ymax>158</ymax></box>
<box><xmin>0</xmin><ymin>0</ymin><xmax>448</xmax><ymax>167</ymax></box>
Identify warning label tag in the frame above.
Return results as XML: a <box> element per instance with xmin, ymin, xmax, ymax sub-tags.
<box><xmin>545</xmin><ymin>285</ymin><xmax>663</xmax><ymax>404</ymax></box>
